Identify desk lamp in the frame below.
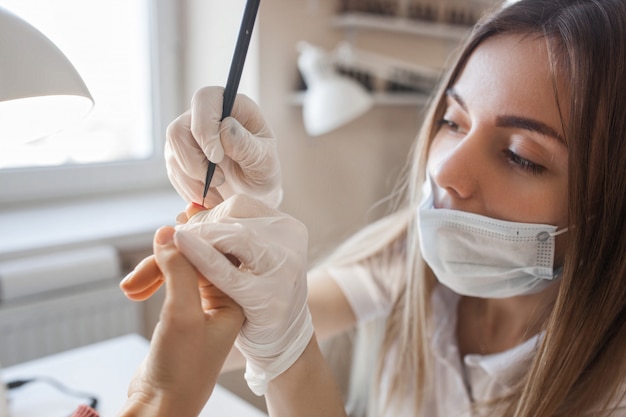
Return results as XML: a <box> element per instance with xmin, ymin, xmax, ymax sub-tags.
<box><xmin>0</xmin><ymin>5</ymin><xmax>93</xmax><ymax>144</ymax></box>
<box><xmin>297</xmin><ymin>42</ymin><xmax>373</xmax><ymax>137</ymax></box>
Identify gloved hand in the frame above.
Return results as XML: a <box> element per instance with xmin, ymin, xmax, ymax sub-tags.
<box><xmin>166</xmin><ymin>86</ymin><xmax>283</xmax><ymax>209</ymax></box>
<box><xmin>173</xmin><ymin>194</ymin><xmax>313</xmax><ymax>396</ymax></box>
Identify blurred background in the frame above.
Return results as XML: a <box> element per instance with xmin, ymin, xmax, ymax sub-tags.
<box><xmin>0</xmin><ymin>0</ymin><xmax>503</xmax><ymax>412</ymax></box>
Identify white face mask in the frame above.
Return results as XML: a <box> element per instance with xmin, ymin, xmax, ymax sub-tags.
<box><xmin>417</xmin><ymin>177</ymin><xmax>567</xmax><ymax>299</ymax></box>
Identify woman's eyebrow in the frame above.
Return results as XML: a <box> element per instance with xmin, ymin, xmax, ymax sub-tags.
<box><xmin>445</xmin><ymin>88</ymin><xmax>468</xmax><ymax>111</ymax></box>
<box><xmin>445</xmin><ymin>88</ymin><xmax>566</xmax><ymax>146</ymax></box>
<box><xmin>495</xmin><ymin>115</ymin><xmax>565</xmax><ymax>145</ymax></box>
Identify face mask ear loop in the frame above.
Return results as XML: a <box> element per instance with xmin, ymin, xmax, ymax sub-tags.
<box><xmin>537</xmin><ymin>227</ymin><xmax>568</xmax><ymax>243</ymax></box>
<box><xmin>552</xmin><ymin>265</ymin><xmax>564</xmax><ymax>279</ymax></box>
<box><xmin>549</xmin><ymin>227</ymin><xmax>568</xmax><ymax>278</ymax></box>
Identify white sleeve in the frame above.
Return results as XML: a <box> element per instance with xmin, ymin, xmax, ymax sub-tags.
<box><xmin>327</xmin><ymin>238</ymin><xmax>406</xmax><ymax>323</ymax></box>
<box><xmin>328</xmin><ymin>264</ymin><xmax>392</xmax><ymax>322</ymax></box>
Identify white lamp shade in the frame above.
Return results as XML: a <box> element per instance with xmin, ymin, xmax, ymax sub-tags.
<box><xmin>302</xmin><ymin>78</ymin><xmax>373</xmax><ymax>136</ymax></box>
<box><xmin>0</xmin><ymin>6</ymin><xmax>93</xmax><ymax>143</ymax></box>
<box><xmin>298</xmin><ymin>42</ymin><xmax>373</xmax><ymax>136</ymax></box>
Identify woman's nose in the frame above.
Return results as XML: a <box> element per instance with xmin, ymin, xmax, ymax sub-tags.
<box><xmin>429</xmin><ymin>135</ymin><xmax>482</xmax><ymax>202</ymax></box>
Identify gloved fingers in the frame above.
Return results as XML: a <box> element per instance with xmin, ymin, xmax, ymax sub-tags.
<box><xmin>166</xmin><ymin>108</ymin><xmax>229</xmax><ymax>206</ymax></box>
<box><xmin>186</xmin><ymin>194</ymin><xmax>281</xmax><ymax>226</ymax></box>
<box><xmin>166</xmin><ymin>159</ymin><xmax>202</xmax><ymax>204</ymax></box>
<box><xmin>166</xmin><ymin>86</ymin><xmax>283</xmax><ymax>209</ymax></box>
<box><xmin>229</xmin><ymin>93</ymin><xmax>274</xmax><ymax>137</ymax></box>
<box><xmin>165</xmin><ymin>114</ymin><xmax>210</xmax><ymax>205</ymax></box>
<box><xmin>165</xmin><ymin>111</ymin><xmax>209</xmax><ymax>182</ymax></box>
<box><xmin>173</xmin><ymin>226</ymin><xmax>245</xmax><ymax>297</ymax></box>
<box><xmin>189</xmin><ymin>87</ymin><xmax>274</xmax><ymax>171</ymax></box>
<box><xmin>190</xmin><ymin>86</ymin><xmax>226</xmax><ymax>163</ymax></box>
<box><xmin>167</xmin><ymin>149</ymin><xmax>224</xmax><ymax>208</ymax></box>
<box><xmin>178</xmin><ymin>221</ymin><xmax>279</xmax><ymax>276</ymax></box>
<box><xmin>220</xmin><ymin>117</ymin><xmax>281</xmax><ymax>189</ymax></box>
<box><xmin>120</xmin><ymin>255</ymin><xmax>164</xmax><ymax>300</ymax></box>
<box><xmin>182</xmin><ymin>196</ymin><xmax>305</xmax><ymax>271</ymax></box>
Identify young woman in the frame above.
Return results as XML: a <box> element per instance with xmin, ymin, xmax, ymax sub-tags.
<box><xmin>120</xmin><ymin>0</ymin><xmax>626</xmax><ymax>416</ymax></box>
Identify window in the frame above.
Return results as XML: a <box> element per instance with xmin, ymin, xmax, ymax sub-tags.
<box><xmin>0</xmin><ymin>0</ymin><xmax>182</xmax><ymax>204</ymax></box>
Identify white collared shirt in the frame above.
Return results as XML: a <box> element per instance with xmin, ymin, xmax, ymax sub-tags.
<box><xmin>417</xmin><ymin>286</ymin><xmax>539</xmax><ymax>416</ymax></box>
<box><xmin>329</xmin><ymin>264</ymin><xmax>626</xmax><ymax>416</ymax></box>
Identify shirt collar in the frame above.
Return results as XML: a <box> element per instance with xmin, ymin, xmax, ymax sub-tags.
<box><xmin>430</xmin><ymin>285</ymin><xmax>540</xmax><ymax>391</ymax></box>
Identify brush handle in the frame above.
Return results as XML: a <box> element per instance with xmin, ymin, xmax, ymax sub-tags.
<box><xmin>202</xmin><ymin>0</ymin><xmax>261</xmax><ymax>205</ymax></box>
<box><xmin>222</xmin><ymin>0</ymin><xmax>261</xmax><ymax>120</ymax></box>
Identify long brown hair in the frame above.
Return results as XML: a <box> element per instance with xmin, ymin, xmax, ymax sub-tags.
<box><xmin>378</xmin><ymin>0</ymin><xmax>626</xmax><ymax>415</ymax></box>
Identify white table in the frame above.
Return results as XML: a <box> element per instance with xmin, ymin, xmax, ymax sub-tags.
<box><xmin>1</xmin><ymin>334</ymin><xmax>267</xmax><ymax>417</ymax></box>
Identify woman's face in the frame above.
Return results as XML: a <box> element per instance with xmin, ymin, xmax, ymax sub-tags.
<box><xmin>428</xmin><ymin>35</ymin><xmax>569</xmax><ymax>234</ymax></box>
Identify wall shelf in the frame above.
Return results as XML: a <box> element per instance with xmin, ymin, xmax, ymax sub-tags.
<box><xmin>289</xmin><ymin>91</ymin><xmax>430</xmax><ymax>107</ymax></box>
<box><xmin>332</xmin><ymin>12</ymin><xmax>470</xmax><ymax>42</ymax></box>
<box><xmin>291</xmin><ymin>11</ymin><xmax>460</xmax><ymax>110</ymax></box>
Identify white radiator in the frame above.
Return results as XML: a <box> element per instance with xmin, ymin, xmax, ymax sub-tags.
<box><xmin>0</xmin><ymin>281</ymin><xmax>142</xmax><ymax>367</ymax></box>
<box><xmin>0</xmin><ymin>246</ymin><xmax>142</xmax><ymax>367</ymax></box>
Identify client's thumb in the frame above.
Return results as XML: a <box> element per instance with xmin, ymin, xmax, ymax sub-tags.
<box><xmin>154</xmin><ymin>226</ymin><xmax>202</xmax><ymax>310</ymax></box>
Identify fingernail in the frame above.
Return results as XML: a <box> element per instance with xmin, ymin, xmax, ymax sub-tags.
<box><xmin>120</xmin><ymin>270</ymin><xmax>134</xmax><ymax>286</ymax></box>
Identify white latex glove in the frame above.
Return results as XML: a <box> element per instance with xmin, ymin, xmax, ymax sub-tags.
<box><xmin>173</xmin><ymin>194</ymin><xmax>313</xmax><ymax>395</ymax></box>
<box><xmin>166</xmin><ymin>86</ymin><xmax>283</xmax><ymax>209</ymax></box>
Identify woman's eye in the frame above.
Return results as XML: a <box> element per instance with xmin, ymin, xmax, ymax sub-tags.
<box><xmin>504</xmin><ymin>149</ymin><xmax>546</xmax><ymax>175</ymax></box>
<box><xmin>436</xmin><ymin>118</ymin><xmax>460</xmax><ymax>133</ymax></box>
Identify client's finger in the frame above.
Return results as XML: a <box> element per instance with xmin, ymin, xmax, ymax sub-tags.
<box><xmin>154</xmin><ymin>226</ymin><xmax>203</xmax><ymax>314</ymax></box>
<box><xmin>187</xmin><ymin>194</ymin><xmax>279</xmax><ymax>226</ymax></box>
<box><xmin>120</xmin><ymin>255</ymin><xmax>164</xmax><ymax>299</ymax></box>
<box><xmin>124</xmin><ymin>279</ymin><xmax>165</xmax><ymax>301</ymax></box>
<box><xmin>185</xmin><ymin>202</ymin><xmax>209</xmax><ymax>220</ymax></box>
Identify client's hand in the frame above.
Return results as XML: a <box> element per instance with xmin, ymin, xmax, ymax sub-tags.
<box><xmin>119</xmin><ymin>226</ymin><xmax>244</xmax><ymax>417</ymax></box>
<box><xmin>121</xmin><ymin>195</ymin><xmax>313</xmax><ymax>396</ymax></box>
<box><xmin>119</xmin><ymin>203</ymin><xmax>206</xmax><ymax>301</ymax></box>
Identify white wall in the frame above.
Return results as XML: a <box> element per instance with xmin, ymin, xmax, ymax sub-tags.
<box><xmin>256</xmin><ymin>0</ymin><xmax>454</xmax><ymax>261</ymax></box>
<box><xmin>183</xmin><ymin>0</ymin><xmax>259</xmax><ymax>102</ymax></box>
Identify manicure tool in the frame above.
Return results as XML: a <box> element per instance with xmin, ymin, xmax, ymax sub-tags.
<box><xmin>201</xmin><ymin>0</ymin><xmax>261</xmax><ymax>207</ymax></box>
